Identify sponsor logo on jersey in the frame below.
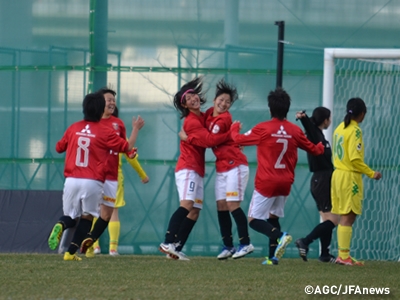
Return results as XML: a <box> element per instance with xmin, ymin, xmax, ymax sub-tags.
<box><xmin>356</xmin><ymin>143</ymin><xmax>362</xmax><ymax>151</ymax></box>
<box><xmin>271</xmin><ymin>125</ymin><xmax>292</xmax><ymax>138</ymax></box>
<box><xmin>81</xmin><ymin>124</ymin><xmax>91</xmax><ymax>134</ymax></box>
<box><xmin>244</xmin><ymin>129</ymin><xmax>252</xmax><ymax>136</ymax></box>
<box><xmin>212</xmin><ymin>124</ymin><xmax>220</xmax><ymax>134</ymax></box>
<box><xmin>112</xmin><ymin>123</ymin><xmax>119</xmax><ymax>131</ymax></box>
<box><xmin>226</xmin><ymin>191</ymin><xmax>239</xmax><ymax>197</ymax></box>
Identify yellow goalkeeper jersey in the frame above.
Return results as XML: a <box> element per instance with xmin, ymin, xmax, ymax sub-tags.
<box><xmin>332</xmin><ymin>120</ymin><xmax>374</xmax><ymax>178</ymax></box>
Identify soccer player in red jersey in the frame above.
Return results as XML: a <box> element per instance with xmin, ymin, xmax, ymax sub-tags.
<box><xmin>47</xmin><ymin>92</ymin><xmax>144</xmax><ymax>261</ymax></box>
<box><xmin>180</xmin><ymin>79</ymin><xmax>253</xmax><ymax>260</ymax></box>
<box><xmin>80</xmin><ymin>88</ymin><xmax>144</xmax><ymax>256</ymax></box>
<box><xmin>159</xmin><ymin>77</ymin><xmax>230</xmax><ymax>260</ymax></box>
<box><xmin>231</xmin><ymin>87</ymin><xmax>324</xmax><ymax>265</ymax></box>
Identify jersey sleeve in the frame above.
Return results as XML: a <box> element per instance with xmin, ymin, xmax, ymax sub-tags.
<box><xmin>348</xmin><ymin>128</ymin><xmax>375</xmax><ymax>178</ymax></box>
<box><xmin>106</xmin><ymin>129</ymin><xmax>130</xmax><ymax>153</ymax></box>
<box><xmin>185</xmin><ymin>117</ymin><xmax>230</xmax><ymax>148</ymax></box>
<box><xmin>295</xmin><ymin>126</ymin><xmax>324</xmax><ymax>155</ymax></box>
<box><xmin>299</xmin><ymin>115</ymin><xmax>319</xmax><ymax>144</ymax></box>
<box><xmin>56</xmin><ymin>131</ymin><xmax>69</xmax><ymax>153</ymax></box>
<box><xmin>124</xmin><ymin>153</ymin><xmax>148</xmax><ymax>180</ymax></box>
<box><xmin>230</xmin><ymin>122</ymin><xmax>262</xmax><ymax>146</ymax></box>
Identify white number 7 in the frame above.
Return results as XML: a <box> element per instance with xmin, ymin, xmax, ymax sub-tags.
<box><xmin>274</xmin><ymin>138</ymin><xmax>288</xmax><ymax>169</ymax></box>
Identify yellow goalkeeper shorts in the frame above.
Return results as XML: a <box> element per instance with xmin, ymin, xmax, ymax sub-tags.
<box><xmin>331</xmin><ymin>169</ymin><xmax>364</xmax><ymax>215</ymax></box>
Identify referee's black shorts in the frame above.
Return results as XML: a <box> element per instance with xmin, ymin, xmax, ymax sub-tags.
<box><xmin>310</xmin><ymin>170</ymin><xmax>333</xmax><ymax>212</ymax></box>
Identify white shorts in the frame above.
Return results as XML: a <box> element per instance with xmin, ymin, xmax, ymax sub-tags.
<box><xmin>62</xmin><ymin>177</ymin><xmax>102</xmax><ymax>219</ymax></box>
<box><xmin>102</xmin><ymin>180</ymin><xmax>118</xmax><ymax>208</ymax></box>
<box><xmin>215</xmin><ymin>165</ymin><xmax>249</xmax><ymax>202</ymax></box>
<box><xmin>175</xmin><ymin>169</ymin><xmax>204</xmax><ymax>209</ymax></box>
<box><xmin>247</xmin><ymin>190</ymin><xmax>287</xmax><ymax>219</ymax></box>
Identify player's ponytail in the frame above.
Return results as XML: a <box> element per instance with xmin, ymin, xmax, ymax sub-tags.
<box><xmin>344</xmin><ymin>97</ymin><xmax>367</xmax><ymax>128</ymax></box>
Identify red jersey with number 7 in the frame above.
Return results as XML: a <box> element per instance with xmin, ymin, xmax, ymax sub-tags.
<box><xmin>56</xmin><ymin>120</ymin><xmax>129</xmax><ymax>182</ymax></box>
<box><xmin>231</xmin><ymin>118</ymin><xmax>324</xmax><ymax>197</ymax></box>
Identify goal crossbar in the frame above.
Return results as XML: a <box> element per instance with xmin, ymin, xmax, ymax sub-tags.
<box><xmin>322</xmin><ymin>48</ymin><xmax>400</xmax><ymax>143</ymax></box>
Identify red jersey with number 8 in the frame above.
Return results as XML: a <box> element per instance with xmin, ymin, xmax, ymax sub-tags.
<box><xmin>56</xmin><ymin>120</ymin><xmax>129</xmax><ymax>182</ymax></box>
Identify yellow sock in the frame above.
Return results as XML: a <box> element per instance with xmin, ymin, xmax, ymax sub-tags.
<box><xmin>337</xmin><ymin>224</ymin><xmax>352</xmax><ymax>259</ymax></box>
<box><xmin>108</xmin><ymin>221</ymin><xmax>120</xmax><ymax>252</ymax></box>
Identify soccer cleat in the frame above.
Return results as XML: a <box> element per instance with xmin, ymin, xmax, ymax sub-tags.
<box><xmin>93</xmin><ymin>246</ymin><xmax>101</xmax><ymax>254</ymax></box>
<box><xmin>109</xmin><ymin>250</ymin><xmax>119</xmax><ymax>256</ymax></box>
<box><xmin>262</xmin><ymin>257</ymin><xmax>279</xmax><ymax>265</ymax></box>
<box><xmin>85</xmin><ymin>246</ymin><xmax>95</xmax><ymax>258</ymax></box>
<box><xmin>295</xmin><ymin>238</ymin><xmax>309</xmax><ymax>262</ymax></box>
<box><xmin>335</xmin><ymin>256</ymin><xmax>364</xmax><ymax>266</ymax></box>
<box><xmin>63</xmin><ymin>252</ymin><xmax>82</xmax><ymax>261</ymax></box>
<box><xmin>166</xmin><ymin>251</ymin><xmax>190</xmax><ymax>261</ymax></box>
<box><xmin>80</xmin><ymin>237</ymin><xmax>94</xmax><ymax>254</ymax></box>
<box><xmin>232</xmin><ymin>244</ymin><xmax>254</xmax><ymax>259</ymax></box>
<box><xmin>217</xmin><ymin>246</ymin><xmax>236</xmax><ymax>260</ymax></box>
<box><xmin>274</xmin><ymin>232</ymin><xmax>292</xmax><ymax>259</ymax></box>
<box><xmin>319</xmin><ymin>254</ymin><xmax>336</xmax><ymax>263</ymax></box>
<box><xmin>159</xmin><ymin>242</ymin><xmax>179</xmax><ymax>260</ymax></box>
<box><xmin>48</xmin><ymin>223</ymin><xmax>63</xmax><ymax>250</ymax></box>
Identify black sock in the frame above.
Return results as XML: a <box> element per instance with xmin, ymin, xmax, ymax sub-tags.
<box><xmin>267</xmin><ymin>218</ymin><xmax>281</xmax><ymax>258</ymax></box>
<box><xmin>249</xmin><ymin>219</ymin><xmax>281</xmax><ymax>240</ymax></box>
<box><xmin>304</xmin><ymin>220</ymin><xmax>335</xmax><ymax>247</ymax></box>
<box><xmin>217</xmin><ymin>210</ymin><xmax>233</xmax><ymax>247</ymax></box>
<box><xmin>67</xmin><ymin>218</ymin><xmax>92</xmax><ymax>254</ymax></box>
<box><xmin>59</xmin><ymin>216</ymin><xmax>76</xmax><ymax>230</ymax></box>
<box><xmin>175</xmin><ymin>217</ymin><xmax>196</xmax><ymax>251</ymax></box>
<box><xmin>164</xmin><ymin>207</ymin><xmax>189</xmax><ymax>243</ymax></box>
<box><xmin>89</xmin><ymin>217</ymin><xmax>109</xmax><ymax>241</ymax></box>
<box><xmin>231</xmin><ymin>208</ymin><xmax>250</xmax><ymax>245</ymax></box>
<box><xmin>318</xmin><ymin>220</ymin><xmax>335</xmax><ymax>256</ymax></box>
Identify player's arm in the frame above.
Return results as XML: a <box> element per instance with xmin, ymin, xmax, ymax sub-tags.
<box><xmin>230</xmin><ymin>121</ymin><xmax>261</xmax><ymax>146</ymax></box>
<box><xmin>347</xmin><ymin>129</ymin><xmax>376</xmax><ymax>178</ymax></box>
<box><xmin>184</xmin><ymin>119</ymin><xmax>230</xmax><ymax>148</ymax></box>
<box><xmin>124</xmin><ymin>152</ymin><xmax>149</xmax><ymax>183</ymax></box>
<box><xmin>296</xmin><ymin>127</ymin><xmax>324</xmax><ymax>155</ymax></box>
<box><xmin>126</xmin><ymin>116</ymin><xmax>145</xmax><ymax>150</ymax></box>
<box><xmin>55</xmin><ymin>132</ymin><xmax>68</xmax><ymax>153</ymax></box>
<box><xmin>297</xmin><ymin>113</ymin><xmax>320</xmax><ymax>144</ymax></box>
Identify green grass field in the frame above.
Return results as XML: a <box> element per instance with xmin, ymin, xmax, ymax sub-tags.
<box><xmin>0</xmin><ymin>254</ymin><xmax>398</xmax><ymax>300</ymax></box>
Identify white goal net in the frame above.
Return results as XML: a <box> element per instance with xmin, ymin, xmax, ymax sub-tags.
<box><xmin>323</xmin><ymin>48</ymin><xmax>400</xmax><ymax>261</ymax></box>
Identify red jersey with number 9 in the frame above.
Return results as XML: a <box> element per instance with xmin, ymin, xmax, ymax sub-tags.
<box><xmin>56</xmin><ymin>120</ymin><xmax>129</xmax><ymax>182</ymax></box>
<box><xmin>231</xmin><ymin>118</ymin><xmax>324</xmax><ymax>197</ymax></box>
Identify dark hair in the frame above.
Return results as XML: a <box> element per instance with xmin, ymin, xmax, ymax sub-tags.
<box><xmin>310</xmin><ymin>107</ymin><xmax>331</xmax><ymax>127</ymax></box>
<box><xmin>82</xmin><ymin>92</ymin><xmax>105</xmax><ymax>122</ymax></box>
<box><xmin>344</xmin><ymin>97</ymin><xmax>367</xmax><ymax>128</ymax></box>
<box><xmin>173</xmin><ymin>77</ymin><xmax>206</xmax><ymax>119</ymax></box>
<box><xmin>267</xmin><ymin>87</ymin><xmax>291</xmax><ymax>120</ymax></box>
<box><xmin>112</xmin><ymin>106</ymin><xmax>119</xmax><ymax>118</ymax></box>
<box><xmin>97</xmin><ymin>87</ymin><xmax>116</xmax><ymax>97</ymax></box>
<box><xmin>215</xmin><ymin>79</ymin><xmax>238</xmax><ymax>105</ymax></box>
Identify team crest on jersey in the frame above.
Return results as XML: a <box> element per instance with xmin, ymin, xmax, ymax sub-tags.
<box><xmin>212</xmin><ymin>124</ymin><xmax>220</xmax><ymax>134</ymax></box>
<box><xmin>81</xmin><ymin>124</ymin><xmax>91</xmax><ymax>134</ymax></box>
<box><xmin>244</xmin><ymin>129</ymin><xmax>252</xmax><ymax>136</ymax></box>
<box><xmin>112</xmin><ymin>122</ymin><xmax>119</xmax><ymax>130</ymax></box>
<box><xmin>357</xmin><ymin>143</ymin><xmax>362</xmax><ymax>151</ymax></box>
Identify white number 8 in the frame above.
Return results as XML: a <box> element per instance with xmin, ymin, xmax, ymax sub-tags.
<box><xmin>76</xmin><ymin>137</ymin><xmax>90</xmax><ymax>167</ymax></box>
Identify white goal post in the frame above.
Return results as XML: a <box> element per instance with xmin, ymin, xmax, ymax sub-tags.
<box><xmin>321</xmin><ymin>48</ymin><xmax>400</xmax><ymax>261</ymax></box>
<box><xmin>322</xmin><ymin>48</ymin><xmax>400</xmax><ymax>144</ymax></box>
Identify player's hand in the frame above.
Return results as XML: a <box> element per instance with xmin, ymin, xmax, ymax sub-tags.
<box><xmin>295</xmin><ymin>110</ymin><xmax>306</xmax><ymax>120</ymax></box>
<box><xmin>127</xmin><ymin>147</ymin><xmax>137</xmax><ymax>159</ymax></box>
<box><xmin>373</xmin><ymin>171</ymin><xmax>382</xmax><ymax>180</ymax></box>
<box><xmin>179</xmin><ymin>128</ymin><xmax>188</xmax><ymax>141</ymax></box>
<box><xmin>231</xmin><ymin>120</ymin><xmax>242</xmax><ymax>130</ymax></box>
<box><xmin>141</xmin><ymin>176</ymin><xmax>150</xmax><ymax>184</ymax></box>
<box><xmin>133</xmin><ymin>115</ymin><xmax>145</xmax><ymax>130</ymax></box>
